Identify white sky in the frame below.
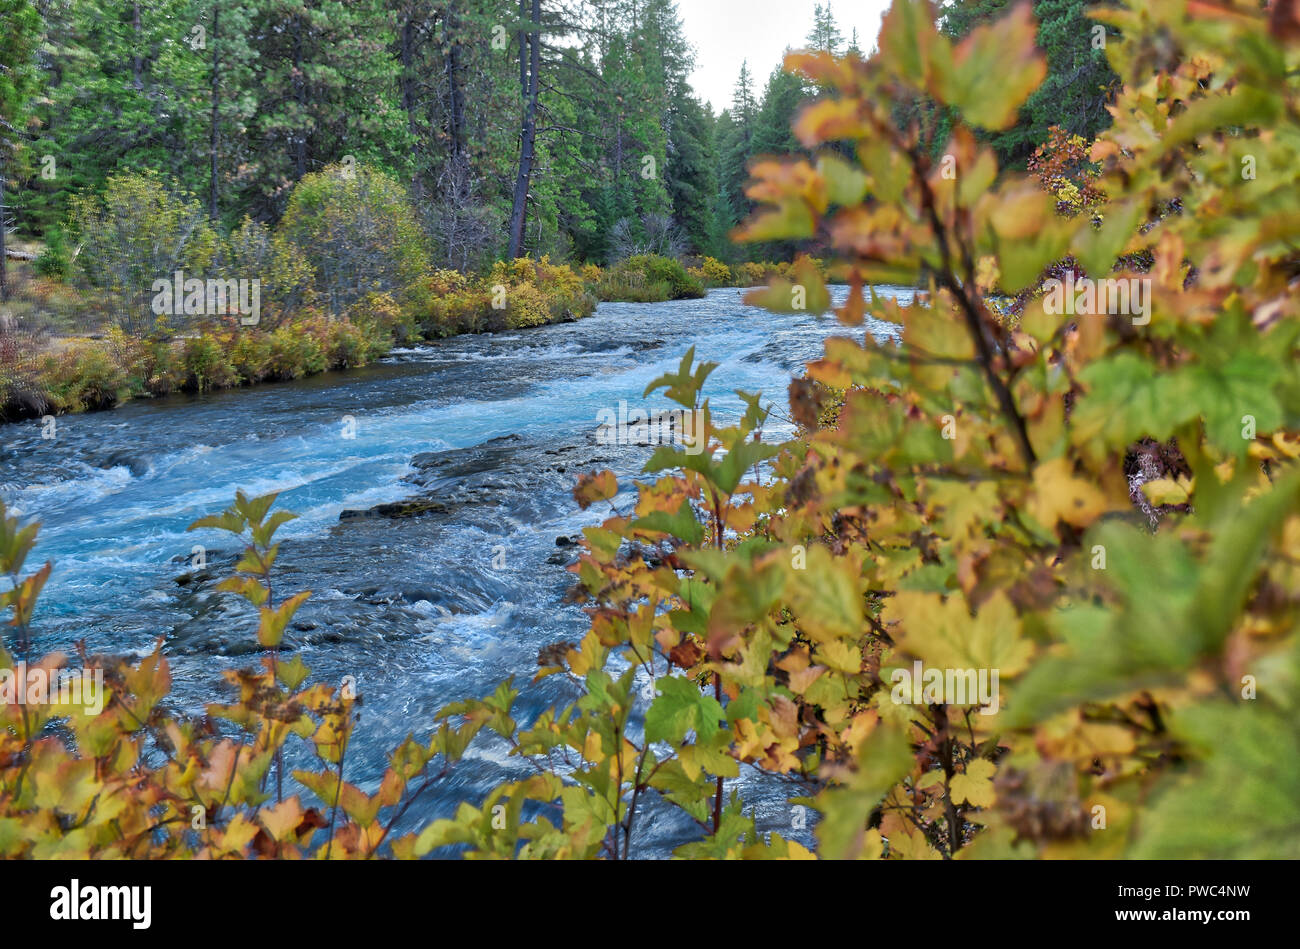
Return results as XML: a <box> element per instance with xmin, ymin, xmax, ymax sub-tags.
<box><xmin>679</xmin><ymin>0</ymin><xmax>892</xmax><ymax>112</ymax></box>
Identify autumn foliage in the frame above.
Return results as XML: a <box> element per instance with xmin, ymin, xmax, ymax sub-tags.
<box><xmin>438</xmin><ymin>0</ymin><xmax>1300</xmax><ymax>859</ymax></box>
<box><xmin>5</xmin><ymin>0</ymin><xmax>1300</xmax><ymax>858</ymax></box>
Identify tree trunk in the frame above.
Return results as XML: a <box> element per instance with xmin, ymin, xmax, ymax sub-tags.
<box><xmin>0</xmin><ymin>171</ymin><xmax>8</xmax><ymax>302</ymax></box>
<box><xmin>400</xmin><ymin>15</ymin><xmax>417</xmax><ymax>137</ymax></box>
<box><xmin>292</xmin><ymin>14</ymin><xmax>307</xmax><ymax>179</ymax></box>
<box><xmin>209</xmin><ymin>5</ymin><xmax>221</xmax><ymax>220</ymax></box>
<box><xmin>445</xmin><ymin>5</ymin><xmax>466</xmax><ymax>165</ymax></box>
<box><xmin>507</xmin><ymin>0</ymin><xmax>540</xmax><ymax>260</ymax></box>
<box><xmin>400</xmin><ymin>13</ymin><xmax>423</xmax><ymax>201</ymax></box>
<box><xmin>132</xmin><ymin>4</ymin><xmax>144</xmax><ymax>89</ymax></box>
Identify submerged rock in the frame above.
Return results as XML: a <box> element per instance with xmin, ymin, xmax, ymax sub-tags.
<box><xmin>97</xmin><ymin>450</ymin><xmax>152</xmax><ymax>477</ymax></box>
<box><xmin>339</xmin><ymin>499</ymin><xmax>451</xmax><ymax>520</ymax></box>
<box><xmin>174</xmin><ymin>570</ymin><xmax>214</xmax><ymax>586</ymax></box>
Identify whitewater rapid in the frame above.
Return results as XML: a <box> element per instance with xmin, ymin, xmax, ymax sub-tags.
<box><xmin>1</xmin><ymin>286</ymin><xmax>905</xmax><ymax>855</ymax></box>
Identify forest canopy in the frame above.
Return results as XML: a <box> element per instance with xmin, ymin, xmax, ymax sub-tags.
<box><xmin>3</xmin><ymin>0</ymin><xmax>1115</xmax><ymax>269</ymax></box>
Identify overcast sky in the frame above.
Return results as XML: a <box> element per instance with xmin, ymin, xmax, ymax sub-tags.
<box><xmin>678</xmin><ymin>0</ymin><xmax>892</xmax><ymax>112</ymax></box>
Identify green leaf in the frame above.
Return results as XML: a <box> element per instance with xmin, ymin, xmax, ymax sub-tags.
<box><xmin>813</xmin><ymin>725</ymin><xmax>913</xmax><ymax>859</ymax></box>
<box><xmin>820</xmin><ymin>152</ymin><xmax>868</xmax><ymax>206</ymax></box>
<box><xmin>631</xmin><ymin>501</ymin><xmax>704</xmax><ymax>546</ymax></box>
<box><xmin>644</xmin><ymin>346</ymin><xmax>717</xmax><ymax>408</ymax></box>
<box><xmin>1191</xmin><ymin>468</ymin><xmax>1300</xmax><ymax>649</ymax></box>
<box><xmin>256</xmin><ymin>591</ymin><xmax>310</xmax><ymax>648</ymax></box>
<box><xmin>1131</xmin><ymin>701</ymin><xmax>1300</xmax><ymax>858</ymax></box>
<box><xmin>234</xmin><ymin>490</ymin><xmax>279</xmax><ymax>527</ymax></box>
<box><xmin>187</xmin><ymin>510</ymin><xmax>247</xmax><ymax>535</ymax></box>
<box><xmin>939</xmin><ymin>2</ymin><xmax>1046</xmax><ymax>130</ymax></box>
<box><xmin>1072</xmin><ymin>200</ymin><xmax>1142</xmax><ymax>278</ymax></box>
<box><xmin>784</xmin><ymin>544</ymin><xmax>864</xmax><ymax>643</ymax></box>
<box><xmin>251</xmin><ymin>510</ymin><xmax>298</xmax><ymax>547</ymax></box>
<box><xmin>671</xmin><ymin>792</ymin><xmax>756</xmax><ymax>859</ymax></box>
<box><xmin>645</xmin><ymin>674</ymin><xmax>725</xmax><ymax>745</ymax></box>
<box><xmin>714</xmin><ymin>438</ymin><xmax>780</xmax><ymax>494</ymax></box>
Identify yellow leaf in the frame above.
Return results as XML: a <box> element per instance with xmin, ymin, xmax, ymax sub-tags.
<box><xmin>817</xmin><ymin>639</ymin><xmax>862</xmax><ymax>675</ymax></box>
<box><xmin>787</xmin><ymin>838</ymin><xmax>820</xmax><ymax>860</ymax></box>
<box><xmin>950</xmin><ymin>759</ymin><xmax>996</xmax><ymax>808</ymax></box>
<box><xmin>582</xmin><ymin>730</ymin><xmax>603</xmax><ymax>764</ymax></box>
<box><xmin>258</xmin><ymin>796</ymin><xmax>305</xmax><ymax>843</ymax></box>
<box><xmin>887</xmin><ymin>590</ymin><xmax>1033</xmax><ymax>678</ymax></box>
<box><xmin>1027</xmin><ymin>457</ymin><xmax>1115</xmax><ymax>530</ymax></box>
<box><xmin>1141</xmin><ymin>476</ymin><xmax>1193</xmax><ymax>506</ymax></box>
<box><xmin>861</xmin><ymin>829</ymin><xmax>884</xmax><ymax>860</ymax></box>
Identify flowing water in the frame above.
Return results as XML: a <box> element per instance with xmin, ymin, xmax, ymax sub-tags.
<box><xmin>0</xmin><ymin>286</ymin><xmax>905</xmax><ymax>856</ymax></box>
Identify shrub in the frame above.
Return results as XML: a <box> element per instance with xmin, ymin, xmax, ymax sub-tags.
<box><xmin>11</xmin><ymin>310</ymin><xmax>392</xmax><ymax>417</ymax></box>
<box><xmin>421</xmin><ymin>0</ymin><xmax>1300</xmax><ymax>861</ymax></box>
<box><xmin>407</xmin><ymin>259</ymin><xmax>597</xmax><ymax>336</ymax></box>
<box><xmin>635</xmin><ymin>254</ymin><xmax>704</xmax><ymax>298</ymax></box>
<box><xmin>266</xmin><ymin>323</ymin><xmax>327</xmax><ymax>380</ymax></box>
<box><xmin>0</xmin><ymin>316</ymin><xmax>44</xmax><ymax>417</ymax></box>
<box><xmin>732</xmin><ymin>261</ymin><xmax>771</xmax><ymax>287</ymax></box>
<box><xmin>278</xmin><ymin>163</ymin><xmax>430</xmax><ymax>318</ymax></box>
<box><xmin>502</xmin><ymin>281</ymin><xmax>550</xmax><ymax>329</ymax></box>
<box><xmin>410</xmin><ymin>269</ymin><xmax>486</xmax><ymax>336</ymax></box>
<box><xmin>606</xmin><ymin>277</ymin><xmax>673</xmax><ymax>303</ymax></box>
<box><xmin>0</xmin><ymin>493</ymin><xmax>483</xmax><ymax>857</ymax></box>
<box><xmin>690</xmin><ymin>255</ymin><xmax>732</xmax><ymax>287</ymax></box>
<box><xmin>224</xmin><ymin>216</ymin><xmax>315</xmax><ymax>327</ymax></box>
<box><xmin>69</xmin><ymin>171</ymin><xmax>221</xmax><ymax>335</ymax></box>
<box><xmin>490</xmin><ymin>256</ymin><xmax>597</xmax><ymax>325</ymax></box>
<box><xmin>346</xmin><ymin>291</ymin><xmax>413</xmax><ymax>346</ymax></box>
<box><xmin>229</xmin><ymin>331</ymin><xmax>274</xmax><ymax>384</ymax></box>
<box><xmin>33</xmin><ymin>227</ymin><xmax>70</xmax><ymax>278</ymax></box>
<box><xmin>181</xmin><ymin>335</ymin><xmax>237</xmax><ymax>393</ymax></box>
<box><xmin>144</xmin><ymin>340</ymin><xmax>183</xmax><ymax>394</ymax></box>
<box><xmin>597</xmin><ymin>253</ymin><xmax>704</xmax><ymax>302</ymax></box>
<box><xmin>101</xmin><ymin>325</ymin><xmax>160</xmax><ymax>397</ymax></box>
<box><xmin>40</xmin><ymin>343</ymin><xmax>130</xmax><ymax>411</ymax></box>
<box><xmin>314</xmin><ymin>317</ymin><xmax>385</xmax><ymax>369</ymax></box>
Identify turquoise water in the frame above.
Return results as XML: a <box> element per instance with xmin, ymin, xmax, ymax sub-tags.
<box><xmin>1</xmin><ymin>286</ymin><xmax>904</xmax><ymax>855</ymax></box>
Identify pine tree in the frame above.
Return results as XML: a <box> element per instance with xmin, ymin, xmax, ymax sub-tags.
<box><xmin>34</xmin><ymin>0</ymin><xmax>203</xmax><ymax>224</ymax></box>
<box><xmin>244</xmin><ymin>0</ymin><xmax>410</xmax><ymax>219</ymax></box>
<box><xmin>752</xmin><ymin>67</ymin><xmax>804</xmax><ymax>158</ymax></box>
<box><xmin>716</xmin><ymin>60</ymin><xmax>758</xmax><ymax>240</ymax></box>
<box><xmin>806</xmin><ymin>2</ymin><xmax>843</xmax><ymax>54</ymax></box>
<box><xmin>9</xmin><ymin>0</ymin><xmax>760</xmax><ymax>267</ymax></box>
<box><xmin>665</xmin><ymin>91</ymin><xmax>718</xmax><ymax>255</ymax></box>
<box><xmin>508</xmin><ymin>0</ymin><xmax>542</xmax><ymax>259</ymax></box>
<box><xmin>187</xmin><ymin>0</ymin><xmax>258</xmax><ymax>222</ymax></box>
<box><xmin>0</xmin><ymin>0</ymin><xmax>43</xmax><ymax>299</ymax></box>
<box><xmin>749</xmin><ymin>66</ymin><xmax>807</xmax><ymax>260</ymax></box>
<box><xmin>936</xmin><ymin>0</ymin><xmax>1118</xmax><ymax>164</ymax></box>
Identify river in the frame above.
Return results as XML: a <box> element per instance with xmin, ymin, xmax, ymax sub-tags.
<box><xmin>0</xmin><ymin>285</ymin><xmax>905</xmax><ymax>856</ymax></box>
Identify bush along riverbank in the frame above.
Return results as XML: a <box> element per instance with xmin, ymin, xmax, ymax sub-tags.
<box><xmin>0</xmin><ymin>164</ymin><xmax>826</xmax><ymax>423</ymax></box>
<box><xmin>0</xmin><ymin>256</ymin><xmax>809</xmax><ymax>423</ymax></box>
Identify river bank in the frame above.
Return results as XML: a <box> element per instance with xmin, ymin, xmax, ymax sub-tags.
<box><xmin>0</xmin><ymin>286</ymin><xmax>899</xmax><ymax>856</ymax></box>
<box><xmin>1</xmin><ymin>254</ymin><xmax>823</xmax><ymax>424</ymax></box>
